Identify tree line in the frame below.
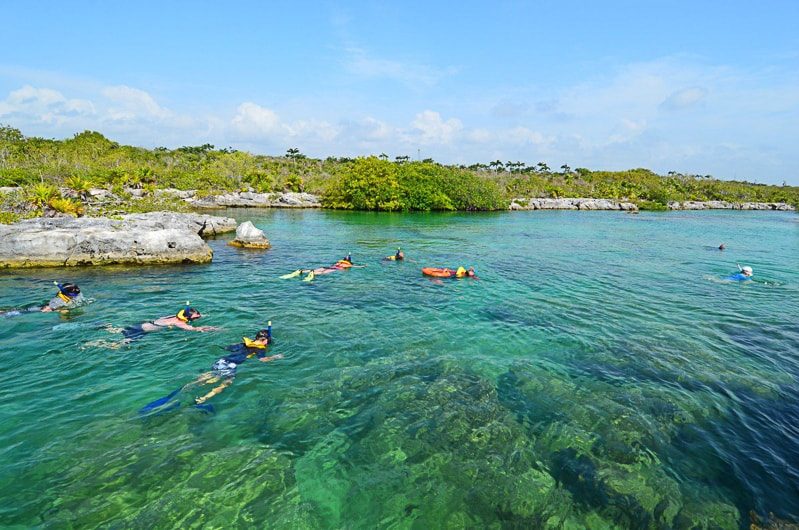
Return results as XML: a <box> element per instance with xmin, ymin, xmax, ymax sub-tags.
<box><xmin>0</xmin><ymin>125</ymin><xmax>796</xmax><ymax>219</ymax></box>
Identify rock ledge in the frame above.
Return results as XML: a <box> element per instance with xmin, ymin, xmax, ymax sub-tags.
<box><xmin>0</xmin><ymin>212</ymin><xmax>237</xmax><ymax>268</ymax></box>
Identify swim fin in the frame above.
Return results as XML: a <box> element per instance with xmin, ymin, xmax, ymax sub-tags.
<box><xmin>139</xmin><ymin>387</ymin><xmax>182</xmax><ymax>415</ymax></box>
<box><xmin>280</xmin><ymin>269</ymin><xmax>303</xmax><ymax>279</ymax></box>
<box><xmin>303</xmin><ymin>271</ymin><xmax>315</xmax><ymax>282</ymax></box>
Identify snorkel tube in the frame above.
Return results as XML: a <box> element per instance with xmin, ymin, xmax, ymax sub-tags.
<box><xmin>53</xmin><ymin>281</ymin><xmax>80</xmax><ymax>301</ymax></box>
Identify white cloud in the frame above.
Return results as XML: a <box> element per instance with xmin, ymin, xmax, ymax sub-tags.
<box><xmin>0</xmin><ymin>85</ymin><xmax>95</xmax><ymax>124</ymax></box>
<box><xmin>231</xmin><ymin>102</ymin><xmax>282</xmax><ymax>136</ymax></box>
<box><xmin>101</xmin><ymin>85</ymin><xmax>170</xmax><ymax>120</ymax></box>
<box><xmin>506</xmin><ymin>126</ymin><xmax>546</xmax><ymax>146</ymax></box>
<box><xmin>410</xmin><ymin>110</ymin><xmax>462</xmax><ymax>144</ymax></box>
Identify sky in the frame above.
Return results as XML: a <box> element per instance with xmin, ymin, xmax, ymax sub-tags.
<box><xmin>1</xmin><ymin>1</ymin><xmax>798</xmax><ymax>184</ymax></box>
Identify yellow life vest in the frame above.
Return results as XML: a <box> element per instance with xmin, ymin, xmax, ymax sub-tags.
<box><xmin>242</xmin><ymin>337</ymin><xmax>266</xmax><ymax>349</ymax></box>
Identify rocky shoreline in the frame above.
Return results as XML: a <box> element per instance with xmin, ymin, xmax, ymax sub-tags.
<box><xmin>509</xmin><ymin>198</ymin><xmax>638</xmax><ymax>211</ymax></box>
<box><xmin>666</xmin><ymin>200</ymin><xmax>795</xmax><ymax>211</ymax></box>
<box><xmin>509</xmin><ymin>197</ymin><xmax>795</xmax><ymax>211</ymax></box>
<box><xmin>153</xmin><ymin>189</ymin><xmax>322</xmax><ymax>209</ymax></box>
<box><xmin>0</xmin><ymin>212</ymin><xmax>237</xmax><ymax>268</ymax></box>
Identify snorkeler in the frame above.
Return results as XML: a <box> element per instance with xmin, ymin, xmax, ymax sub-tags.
<box><xmin>726</xmin><ymin>264</ymin><xmax>753</xmax><ymax>281</ymax></box>
<box><xmin>384</xmin><ymin>248</ymin><xmax>405</xmax><ymax>261</ymax></box>
<box><xmin>421</xmin><ymin>266</ymin><xmax>477</xmax><ymax>278</ymax></box>
<box><xmin>140</xmin><ymin>323</ymin><xmax>282</xmax><ymax>413</ymax></box>
<box><xmin>1</xmin><ymin>281</ymin><xmax>86</xmax><ymax>317</ymax></box>
<box><xmin>280</xmin><ymin>253</ymin><xmax>366</xmax><ymax>282</ymax></box>
<box><xmin>98</xmin><ymin>302</ymin><xmax>218</xmax><ymax>347</ymax></box>
<box><xmin>193</xmin><ymin>324</ymin><xmax>283</xmax><ymax>404</ymax></box>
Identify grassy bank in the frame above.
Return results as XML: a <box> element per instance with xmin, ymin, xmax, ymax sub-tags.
<box><xmin>1</xmin><ymin>125</ymin><xmax>797</xmax><ymax>221</ymax></box>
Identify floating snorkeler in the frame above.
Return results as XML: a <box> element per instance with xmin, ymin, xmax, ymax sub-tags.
<box><xmin>421</xmin><ymin>266</ymin><xmax>477</xmax><ymax>279</ymax></box>
<box><xmin>1</xmin><ymin>281</ymin><xmax>87</xmax><ymax>317</ymax></box>
<box><xmin>726</xmin><ymin>264</ymin><xmax>753</xmax><ymax>282</ymax></box>
<box><xmin>94</xmin><ymin>302</ymin><xmax>218</xmax><ymax>348</ymax></box>
<box><xmin>280</xmin><ymin>253</ymin><xmax>366</xmax><ymax>282</ymax></box>
<box><xmin>140</xmin><ymin>322</ymin><xmax>282</xmax><ymax>414</ymax></box>
<box><xmin>383</xmin><ymin>248</ymin><xmax>405</xmax><ymax>261</ymax></box>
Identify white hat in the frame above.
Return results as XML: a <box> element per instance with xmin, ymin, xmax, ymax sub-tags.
<box><xmin>742</xmin><ymin>266</ymin><xmax>753</xmax><ymax>275</ymax></box>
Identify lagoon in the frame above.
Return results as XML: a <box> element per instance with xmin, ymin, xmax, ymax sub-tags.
<box><xmin>1</xmin><ymin>209</ymin><xmax>797</xmax><ymax>528</ymax></box>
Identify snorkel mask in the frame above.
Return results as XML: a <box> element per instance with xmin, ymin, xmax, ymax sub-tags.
<box><xmin>53</xmin><ymin>281</ymin><xmax>80</xmax><ymax>302</ymax></box>
<box><xmin>176</xmin><ymin>301</ymin><xmax>199</xmax><ymax>322</ymax></box>
<box><xmin>243</xmin><ymin>321</ymin><xmax>272</xmax><ymax>348</ymax></box>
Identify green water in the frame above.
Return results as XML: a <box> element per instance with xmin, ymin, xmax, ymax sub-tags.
<box><xmin>1</xmin><ymin>209</ymin><xmax>798</xmax><ymax>529</ymax></box>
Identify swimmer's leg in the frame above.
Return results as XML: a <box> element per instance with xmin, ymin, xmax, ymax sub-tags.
<box><xmin>195</xmin><ymin>377</ymin><xmax>234</xmax><ymax>404</ymax></box>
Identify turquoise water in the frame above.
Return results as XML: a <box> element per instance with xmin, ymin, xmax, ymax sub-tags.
<box><xmin>1</xmin><ymin>209</ymin><xmax>798</xmax><ymax>529</ymax></box>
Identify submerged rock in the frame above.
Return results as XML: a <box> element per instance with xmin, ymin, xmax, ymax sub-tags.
<box><xmin>228</xmin><ymin>221</ymin><xmax>271</xmax><ymax>249</ymax></box>
<box><xmin>0</xmin><ymin>212</ymin><xmax>237</xmax><ymax>268</ymax></box>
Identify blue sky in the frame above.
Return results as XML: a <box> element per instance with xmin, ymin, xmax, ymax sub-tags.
<box><xmin>2</xmin><ymin>1</ymin><xmax>798</xmax><ymax>184</ymax></box>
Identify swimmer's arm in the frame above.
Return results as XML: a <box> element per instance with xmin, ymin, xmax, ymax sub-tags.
<box><xmin>174</xmin><ymin>321</ymin><xmax>218</xmax><ymax>332</ymax></box>
<box><xmin>259</xmin><ymin>354</ymin><xmax>284</xmax><ymax>362</ymax></box>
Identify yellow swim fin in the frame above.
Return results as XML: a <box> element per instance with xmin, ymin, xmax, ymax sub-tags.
<box><xmin>280</xmin><ymin>269</ymin><xmax>302</xmax><ymax>279</ymax></box>
<box><xmin>303</xmin><ymin>271</ymin><xmax>315</xmax><ymax>282</ymax></box>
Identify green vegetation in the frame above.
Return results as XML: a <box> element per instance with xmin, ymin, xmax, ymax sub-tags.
<box><xmin>1</xmin><ymin>124</ymin><xmax>797</xmax><ymax>217</ymax></box>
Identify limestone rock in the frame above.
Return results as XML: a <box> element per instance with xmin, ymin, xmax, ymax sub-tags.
<box><xmin>228</xmin><ymin>221</ymin><xmax>271</xmax><ymax>249</ymax></box>
<box><xmin>509</xmin><ymin>198</ymin><xmax>638</xmax><ymax>211</ymax></box>
<box><xmin>187</xmin><ymin>191</ymin><xmax>321</xmax><ymax>209</ymax></box>
<box><xmin>0</xmin><ymin>212</ymin><xmax>238</xmax><ymax>268</ymax></box>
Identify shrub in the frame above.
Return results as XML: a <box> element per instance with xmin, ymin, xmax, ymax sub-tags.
<box><xmin>285</xmin><ymin>174</ymin><xmax>304</xmax><ymax>193</ymax></box>
<box><xmin>323</xmin><ymin>157</ymin><xmax>401</xmax><ymax>211</ymax></box>
<box><xmin>26</xmin><ymin>182</ymin><xmax>60</xmax><ymax>207</ymax></box>
<box><xmin>0</xmin><ymin>211</ymin><xmax>20</xmax><ymax>224</ymax></box>
<box><xmin>637</xmin><ymin>200</ymin><xmax>669</xmax><ymax>211</ymax></box>
<box><xmin>48</xmin><ymin>197</ymin><xmax>85</xmax><ymax>216</ymax></box>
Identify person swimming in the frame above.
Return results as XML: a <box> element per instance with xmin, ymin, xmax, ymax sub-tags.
<box><xmin>139</xmin><ymin>323</ymin><xmax>283</xmax><ymax>414</ymax></box>
<box><xmin>2</xmin><ymin>281</ymin><xmax>86</xmax><ymax>317</ymax></box>
<box><xmin>41</xmin><ymin>282</ymin><xmax>86</xmax><ymax>312</ymax></box>
<box><xmin>193</xmin><ymin>324</ymin><xmax>283</xmax><ymax>404</ymax></box>
<box><xmin>727</xmin><ymin>265</ymin><xmax>753</xmax><ymax>281</ymax></box>
<box><xmin>384</xmin><ymin>248</ymin><xmax>405</xmax><ymax>261</ymax></box>
<box><xmin>96</xmin><ymin>303</ymin><xmax>218</xmax><ymax>347</ymax></box>
<box><xmin>280</xmin><ymin>253</ymin><xmax>366</xmax><ymax>282</ymax></box>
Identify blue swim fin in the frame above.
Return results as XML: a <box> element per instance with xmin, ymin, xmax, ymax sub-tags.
<box><xmin>139</xmin><ymin>388</ymin><xmax>182</xmax><ymax>415</ymax></box>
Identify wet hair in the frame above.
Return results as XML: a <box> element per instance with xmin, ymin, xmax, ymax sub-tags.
<box><xmin>255</xmin><ymin>329</ymin><xmax>273</xmax><ymax>343</ymax></box>
<box><xmin>60</xmin><ymin>283</ymin><xmax>81</xmax><ymax>297</ymax></box>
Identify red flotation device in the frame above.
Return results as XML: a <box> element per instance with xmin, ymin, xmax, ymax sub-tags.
<box><xmin>422</xmin><ymin>267</ymin><xmax>454</xmax><ymax>278</ymax></box>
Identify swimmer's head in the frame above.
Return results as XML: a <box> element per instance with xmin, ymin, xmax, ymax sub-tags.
<box><xmin>57</xmin><ymin>282</ymin><xmax>81</xmax><ymax>298</ymax></box>
<box><xmin>741</xmin><ymin>266</ymin><xmax>753</xmax><ymax>276</ymax></box>
<box><xmin>255</xmin><ymin>328</ymin><xmax>273</xmax><ymax>344</ymax></box>
<box><xmin>177</xmin><ymin>304</ymin><xmax>201</xmax><ymax>322</ymax></box>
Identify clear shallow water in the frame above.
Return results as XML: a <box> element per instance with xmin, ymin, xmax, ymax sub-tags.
<box><xmin>1</xmin><ymin>209</ymin><xmax>797</xmax><ymax>529</ymax></box>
